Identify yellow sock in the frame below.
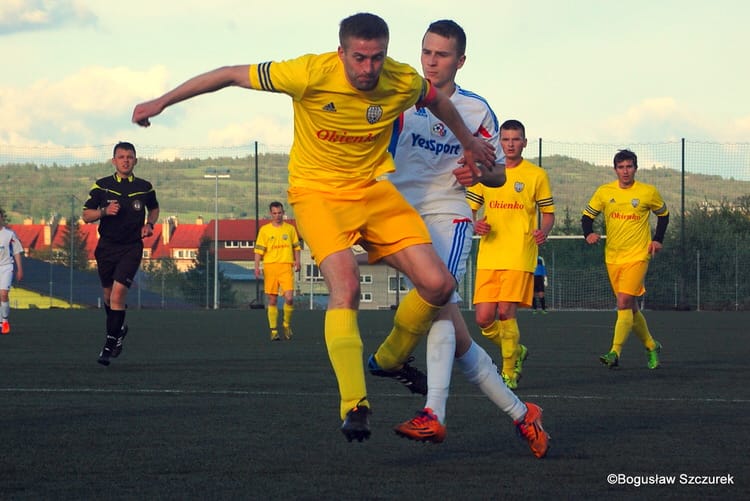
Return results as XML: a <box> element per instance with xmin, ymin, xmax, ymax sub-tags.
<box><xmin>373</xmin><ymin>289</ymin><xmax>440</xmax><ymax>371</ymax></box>
<box><xmin>267</xmin><ymin>305</ymin><xmax>278</xmax><ymax>332</ymax></box>
<box><xmin>612</xmin><ymin>309</ymin><xmax>634</xmax><ymax>355</ymax></box>
<box><xmin>500</xmin><ymin>318</ymin><xmax>520</xmax><ymax>377</ymax></box>
<box><xmin>632</xmin><ymin>310</ymin><xmax>656</xmax><ymax>350</ymax></box>
<box><xmin>480</xmin><ymin>321</ymin><xmax>503</xmax><ymax>358</ymax></box>
<box><xmin>325</xmin><ymin>309</ymin><xmax>369</xmax><ymax>420</ymax></box>
<box><xmin>283</xmin><ymin>303</ymin><xmax>294</xmax><ymax>327</ymax></box>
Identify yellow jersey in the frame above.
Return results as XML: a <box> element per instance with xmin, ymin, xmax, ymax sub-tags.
<box><xmin>583</xmin><ymin>180</ymin><xmax>668</xmax><ymax>264</ymax></box>
<box><xmin>467</xmin><ymin>159</ymin><xmax>554</xmax><ymax>271</ymax></box>
<box><xmin>254</xmin><ymin>222</ymin><xmax>301</xmax><ymax>264</ymax></box>
<box><xmin>248</xmin><ymin>53</ymin><xmax>431</xmax><ymax>191</ymax></box>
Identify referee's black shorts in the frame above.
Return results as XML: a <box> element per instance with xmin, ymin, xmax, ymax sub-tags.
<box><xmin>94</xmin><ymin>239</ymin><xmax>144</xmax><ymax>289</ymax></box>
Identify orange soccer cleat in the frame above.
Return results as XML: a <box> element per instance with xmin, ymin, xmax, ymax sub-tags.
<box><xmin>515</xmin><ymin>402</ymin><xmax>550</xmax><ymax>458</ymax></box>
<box><xmin>394</xmin><ymin>408</ymin><xmax>446</xmax><ymax>443</ymax></box>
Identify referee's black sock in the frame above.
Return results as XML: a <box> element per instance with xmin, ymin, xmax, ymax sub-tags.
<box><xmin>106</xmin><ymin>309</ymin><xmax>126</xmax><ymax>336</ymax></box>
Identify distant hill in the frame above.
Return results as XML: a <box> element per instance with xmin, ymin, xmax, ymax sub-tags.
<box><xmin>1</xmin><ymin>153</ymin><xmax>748</xmax><ymax>226</ymax></box>
<box><xmin>539</xmin><ymin>154</ymin><xmax>750</xmax><ymax>217</ymax></box>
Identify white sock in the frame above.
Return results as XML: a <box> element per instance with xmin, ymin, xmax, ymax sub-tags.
<box><xmin>1</xmin><ymin>301</ymin><xmax>9</xmax><ymax>320</ymax></box>
<box><xmin>424</xmin><ymin>320</ymin><xmax>455</xmax><ymax>423</ymax></box>
<box><xmin>455</xmin><ymin>341</ymin><xmax>527</xmax><ymax>422</ymax></box>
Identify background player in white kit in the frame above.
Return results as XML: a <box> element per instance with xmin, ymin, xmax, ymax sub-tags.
<box><xmin>0</xmin><ymin>207</ymin><xmax>24</xmax><ymax>335</ymax></box>
<box><xmin>387</xmin><ymin>19</ymin><xmax>548</xmax><ymax>457</ymax></box>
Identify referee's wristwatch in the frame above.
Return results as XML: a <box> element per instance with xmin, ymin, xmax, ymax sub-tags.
<box><xmin>146</xmin><ymin>222</ymin><xmax>155</xmax><ymax>230</ymax></box>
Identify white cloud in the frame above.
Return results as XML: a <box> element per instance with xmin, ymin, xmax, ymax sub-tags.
<box><xmin>0</xmin><ymin>0</ymin><xmax>96</xmax><ymax>35</ymax></box>
<box><xmin>206</xmin><ymin>118</ymin><xmax>293</xmax><ymax>148</ymax></box>
<box><xmin>0</xmin><ymin>65</ymin><xmax>170</xmax><ymax>146</ymax></box>
<box><xmin>730</xmin><ymin>115</ymin><xmax>750</xmax><ymax>142</ymax></box>
<box><xmin>598</xmin><ymin>97</ymin><xmax>738</xmax><ymax>143</ymax></box>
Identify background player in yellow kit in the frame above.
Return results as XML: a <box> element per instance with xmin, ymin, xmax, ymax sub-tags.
<box><xmin>132</xmin><ymin>12</ymin><xmax>496</xmax><ymax>442</ymax></box>
<box><xmin>582</xmin><ymin>149</ymin><xmax>669</xmax><ymax>369</ymax></box>
<box><xmin>468</xmin><ymin>119</ymin><xmax>555</xmax><ymax>390</ymax></box>
<box><xmin>254</xmin><ymin>201</ymin><xmax>301</xmax><ymax>341</ymax></box>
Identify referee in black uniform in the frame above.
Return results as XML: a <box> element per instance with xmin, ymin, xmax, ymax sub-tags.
<box><xmin>82</xmin><ymin>141</ymin><xmax>159</xmax><ymax>366</ymax></box>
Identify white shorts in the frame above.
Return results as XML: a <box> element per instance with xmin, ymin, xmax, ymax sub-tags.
<box><xmin>0</xmin><ymin>265</ymin><xmax>14</xmax><ymax>291</ymax></box>
<box><xmin>405</xmin><ymin>214</ymin><xmax>473</xmax><ymax>304</ymax></box>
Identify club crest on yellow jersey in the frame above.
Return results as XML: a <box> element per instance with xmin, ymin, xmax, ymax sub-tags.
<box><xmin>366</xmin><ymin>105</ymin><xmax>383</xmax><ymax>124</ymax></box>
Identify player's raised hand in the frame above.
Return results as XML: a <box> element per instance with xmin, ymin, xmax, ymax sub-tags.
<box><xmin>132</xmin><ymin>99</ymin><xmax>164</xmax><ymax>127</ymax></box>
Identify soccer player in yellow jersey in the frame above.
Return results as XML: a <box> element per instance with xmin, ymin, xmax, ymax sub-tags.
<box><xmin>467</xmin><ymin>119</ymin><xmax>555</xmax><ymax>390</ymax></box>
<box><xmin>582</xmin><ymin>149</ymin><xmax>669</xmax><ymax>370</ymax></box>
<box><xmin>132</xmin><ymin>12</ymin><xmax>496</xmax><ymax>442</ymax></box>
<box><xmin>254</xmin><ymin>202</ymin><xmax>301</xmax><ymax>341</ymax></box>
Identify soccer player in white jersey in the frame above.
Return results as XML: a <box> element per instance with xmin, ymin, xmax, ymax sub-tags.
<box><xmin>0</xmin><ymin>207</ymin><xmax>24</xmax><ymax>335</ymax></box>
<box><xmin>387</xmin><ymin>20</ymin><xmax>548</xmax><ymax>457</ymax></box>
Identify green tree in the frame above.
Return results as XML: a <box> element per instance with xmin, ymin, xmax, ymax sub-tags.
<box><xmin>181</xmin><ymin>237</ymin><xmax>238</xmax><ymax>308</ymax></box>
<box><xmin>142</xmin><ymin>257</ymin><xmax>186</xmax><ymax>301</ymax></box>
<box><xmin>54</xmin><ymin>219</ymin><xmax>89</xmax><ymax>270</ymax></box>
<box><xmin>558</xmin><ymin>206</ymin><xmax>577</xmax><ymax>235</ymax></box>
<box><xmin>648</xmin><ymin>200</ymin><xmax>750</xmax><ymax>310</ymax></box>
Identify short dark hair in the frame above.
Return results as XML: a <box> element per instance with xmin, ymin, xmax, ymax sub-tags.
<box><xmin>113</xmin><ymin>141</ymin><xmax>136</xmax><ymax>157</ymax></box>
<box><xmin>613</xmin><ymin>149</ymin><xmax>638</xmax><ymax>169</ymax></box>
<box><xmin>339</xmin><ymin>12</ymin><xmax>389</xmax><ymax>47</ymax></box>
<box><xmin>500</xmin><ymin>119</ymin><xmax>526</xmax><ymax>137</ymax></box>
<box><xmin>269</xmin><ymin>201</ymin><xmax>284</xmax><ymax>211</ymax></box>
<box><xmin>425</xmin><ymin>19</ymin><xmax>466</xmax><ymax>57</ymax></box>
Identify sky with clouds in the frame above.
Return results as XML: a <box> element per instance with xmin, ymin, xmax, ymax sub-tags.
<box><xmin>2</xmin><ymin>0</ymin><xmax>749</xmax><ymax>163</ymax></box>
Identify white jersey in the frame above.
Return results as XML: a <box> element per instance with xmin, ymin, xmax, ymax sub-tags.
<box><xmin>388</xmin><ymin>84</ymin><xmax>502</xmax><ymax>219</ymax></box>
<box><xmin>0</xmin><ymin>226</ymin><xmax>23</xmax><ymax>267</ymax></box>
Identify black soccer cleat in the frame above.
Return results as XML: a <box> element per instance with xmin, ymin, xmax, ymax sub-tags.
<box><xmin>97</xmin><ymin>335</ymin><xmax>118</xmax><ymax>366</ymax></box>
<box><xmin>367</xmin><ymin>355</ymin><xmax>427</xmax><ymax>395</ymax></box>
<box><xmin>112</xmin><ymin>324</ymin><xmax>128</xmax><ymax>358</ymax></box>
<box><xmin>341</xmin><ymin>405</ymin><xmax>371</xmax><ymax>443</ymax></box>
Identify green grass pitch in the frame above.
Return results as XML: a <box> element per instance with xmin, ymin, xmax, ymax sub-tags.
<box><xmin>1</xmin><ymin>309</ymin><xmax>748</xmax><ymax>499</ymax></box>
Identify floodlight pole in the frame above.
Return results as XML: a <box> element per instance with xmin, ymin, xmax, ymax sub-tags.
<box><xmin>204</xmin><ymin>168</ymin><xmax>231</xmax><ymax>310</ymax></box>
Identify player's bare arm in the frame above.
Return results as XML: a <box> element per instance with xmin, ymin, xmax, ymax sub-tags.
<box><xmin>132</xmin><ymin>65</ymin><xmax>252</xmax><ymax>127</ymax></box>
<box><xmin>533</xmin><ymin>213</ymin><xmax>555</xmax><ymax>245</ymax></box>
<box><xmin>141</xmin><ymin>207</ymin><xmax>159</xmax><ymax>239</ymax></box>
<box><xmin>426</xmin><ymin>90</ymin><xmax>495</xmax><ymax>170</ymax></box>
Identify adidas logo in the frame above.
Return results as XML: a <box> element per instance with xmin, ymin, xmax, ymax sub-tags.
<box><xmin>322</xmin><ymin>102</ymin><xmax>337</xmax><ymax>112</ymax></box>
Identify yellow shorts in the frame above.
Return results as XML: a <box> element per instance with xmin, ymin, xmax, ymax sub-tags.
<box><xmin>262</xmin><ymin>262</ymin><xmax>295</xmax><ymax>295</ymax></box>
<box><xmin>473</xmin><ymin>269</ymin><xmax>534</xmax><ymax>307</ymax></box>
<box><xmin>606</xmin><ymin>261</ymin><xmax>648</xmax><ymax>297</ymax></box>
<box><xmin>287</xmin><ymin>181</ymin><xmax>430</xmax><ymax>265</ymax></box>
